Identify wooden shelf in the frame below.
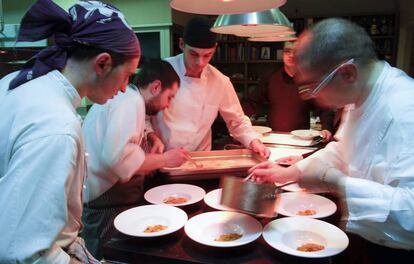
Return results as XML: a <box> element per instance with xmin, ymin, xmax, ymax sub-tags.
<box><xmin>291</xmin><ymin>13</ymin><xmax>398</xmax><ymax>66</ymax></box>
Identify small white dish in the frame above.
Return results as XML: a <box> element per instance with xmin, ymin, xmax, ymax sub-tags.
<box><xmin>281</xmin><ymin>182</ymin><xmax>327</xmax><ymax>194</ymax></box>
<box><xmin>291</xmin><ymin>129</ymin><xmax>321</xmax><ymax>140</ymax></box>
<box><xmin>185</xmin><ymin>211</ymin><xmax>262</xmax><ymax>247</ymax></box>
<box><xmin>144</xmin><ymin>184</ymin><xmax>206</xmax><ymax>206</ymax></box>
<box><xmin>204</xmin><ymin>188</ymin><xmax>235</xmax><ymax>212</ymax></box>
<box><xmin>276</xmin><ymin>193</ymin><xmax>337</xmax><ymax>218</ymax></box>
<box><xmin>253</xmin><ymin>125</ymin><xmax>272</xmax><ymax>135</ymax></box>
<box><xmin>114</xmin><ymin>204</ymin><xmax>188</xmax><ymax>237</ymax></box>
<box><xmin>263</xmin><ymin>217</ymin><xmax>349</xmax><ymax>258</ymax></box>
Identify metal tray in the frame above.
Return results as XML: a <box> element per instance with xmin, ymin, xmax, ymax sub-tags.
<box><xmin>160</xmin><ymin>149</ymin><xmax>266</xmax><ymax>177</ymax></box>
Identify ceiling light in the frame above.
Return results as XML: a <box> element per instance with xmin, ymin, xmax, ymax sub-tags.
<box><xmin>248</xmin><ymin>34</ymin><xmax>297</xmax><ymax>42</ymax></box>
<box><xmin>170</xmin><ymin>0</ymin><xmax>286</xmax><ymax>15</ymax></box>
<box><xmin>211</xmin><ymin>8</ymin><xmax>292</xmax><ymax>36</ymax></box>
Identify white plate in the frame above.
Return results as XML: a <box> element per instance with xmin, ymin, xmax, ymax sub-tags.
<box><xmin>144</xmin><ymin>184</ymin><xmax>206</xmax><ymax>206</ymax></box>
<box><xmin>277</xmin><ymin>193</ymin><xmax>337</xmax><ymax>218</ymax></box>
<box><xmin>291</xmin><ymin>129</ymin><xmax>321</xmax><ymax>140</ymax></box>
<box><xmin>263</xmin><ymin>217</ymin><xmax>349</xmax><ymax>258</ymax></box>
<box><xmin>203</xmin><ymin>188</ymin><xmax>235</xmax><ymax>212</ymax></box>
<box><xmin>261</xmin><ymin>133</ymin><xmax>314</xmax><ymax>147</ymax></box>
<box><xmin>281</xmin><ymin>182</ymin><xmax>328</xmax><ymax>194</ymax></box>
<box><xmin>114</xmin><ymin>205</ymin><xmax>188</xmax><ymax>237</ymax></box>
<box><xmin>253</xmin><ymin>125</ymin><xmax>272</xmax><ymax>135</ymax></box>
<box><xmin>185</xmin><ymin>211</ymin><xmax>262</xmax><ymax>247</ymax></box>
<box><xmin>267</xmin><ymin>146</ymin><xmax>316</xmax><ymax>163</ymax></box>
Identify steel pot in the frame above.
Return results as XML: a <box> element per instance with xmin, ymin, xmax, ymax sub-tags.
<box><xmin>220</xmin><ymin>176</ymin><xmax>283</xmax><ymax>218</ymax></box>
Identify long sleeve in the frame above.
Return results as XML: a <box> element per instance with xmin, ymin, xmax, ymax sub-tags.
<box><xmin>101</xmin><ymin>96</ymin><xmax>145</xmax><ymax>183</ymax></box>
<box><xmin>219</xmin><ymin>78</ymin><xmax>260</xmax><ymax>148</ymax></box>
<box><xmin>0</xmin><ymin>135</ymin><xmax>79</xmax><ymax>263</ymax></box>
<box><xmin>342</xmin><ymin>149</ymin><xmax>414</xmax><ymax>249</ymax></box>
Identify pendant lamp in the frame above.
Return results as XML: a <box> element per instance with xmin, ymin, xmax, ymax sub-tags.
<box><xmin>248</xmin><ymin>34</ymin><xmax>297</xmax><ymax>42</ymax></box>
<box><xmin>211</xmin><ymin>8</ymin><xmax>293</xmax><ymax>36</ymax></box>
<box><xmin>236</xmin><ymin>28</ymin><xmax>295</xmax><ymax>37</ymax></box>
<box><xmin>170</xmin><ymin>0</ymin><xmax>287</xmax><ymax>15</ymax></box>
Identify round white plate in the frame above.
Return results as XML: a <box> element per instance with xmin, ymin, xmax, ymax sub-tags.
<box><xmin>203</xmin><ymin>188</ymin><xmax>235</xmax><ymax>211</ymax></box>
<box><xmin>253</xmin><ymin>125</ymin><xmax>272</xmax><ymax>135</ymax></box>
<box><xmin>263</xmin><ymin>217</ymin><xmax>349</xmax><ymax>258</ymax></box>
<box><xmin>281</xmin><ymin>182</ymin><xmax>327</xmax><ymax>194</ymax></box>
<box><xmin>291</xmin><ymin>129</ymin><xmax>321</xmax><ymax>140</ymax></box>
<box><xmin>144</xmin><ymin>184</ymin><xmax>206</xmax><ymax>206</ymax></box>
<box><xmin>185</xmin><ymin>211</ymin><xmax>262</xmax><ymax>247</ymax></box>
<box><xmin>114</xmin><ymin>204</ymin><xmax>188</xmax><ymax>237</ymax></box>
<box><xmin>276</xmin><ymin>193</ymin><xmax>337</xmax><ymax>218</ymax></box>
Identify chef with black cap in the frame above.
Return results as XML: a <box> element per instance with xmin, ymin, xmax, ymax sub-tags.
<box><xmin>150</xmin><ymin>16</ymin><xmax>270</xmax><ymax>158</ymax></box>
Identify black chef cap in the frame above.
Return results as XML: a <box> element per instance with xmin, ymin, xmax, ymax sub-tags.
<box><xmin>183</xmin><ymin>16</ymin><xmax>217</xmax><ymax>48</ymax></box>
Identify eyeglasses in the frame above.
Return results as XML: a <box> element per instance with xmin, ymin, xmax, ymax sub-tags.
<box><xmin>298</xmin><ymin>58</ymin><xmax>355</xmax><ymax>98</ymax></box>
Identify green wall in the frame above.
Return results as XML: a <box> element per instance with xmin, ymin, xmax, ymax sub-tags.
<box><xmin>2</xmin><ymin>0</ymin><xmax>172</xmax><ymax>26</ymax></box>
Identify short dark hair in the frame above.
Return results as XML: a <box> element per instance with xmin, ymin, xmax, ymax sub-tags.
<box><xmin>183</xmin><ymin>16</ymin><xmax>217</xmax><ymax>48</ymax></box>
<box><xmin>295</xmin><ymin>18</ymin><xmax>378</xmax><ymax>74</ymax></box>
<box><xmin>67</xmin><ymin>43</ymin><xmax>131</xmax><ymax>68</ymax></box>
<box><xmin>134</xmin><ymin>59</ymin><xmax>180</xmax><ymax>90</ymax></box>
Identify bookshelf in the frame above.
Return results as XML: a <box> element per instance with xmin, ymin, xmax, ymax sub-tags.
<box><xmin>291</xmin><ymin>13</ymin><xmax>398</xmax><ymax>66</ymax></box>
<box><xmin>212</xmin><ymin>34</ymin><xmax>283</xmax><ymax>102</ymax></box>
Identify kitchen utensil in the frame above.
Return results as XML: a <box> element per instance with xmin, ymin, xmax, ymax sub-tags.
<box><xmin>220</xmin><ymin>176</ymin><xmax>294</xmax><ymax>218</ymax></box>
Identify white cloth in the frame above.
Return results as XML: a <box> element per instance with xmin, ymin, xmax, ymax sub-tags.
<box><xmin>296</xmin><ymin>62</ymin><xmax>414</xmax><ymax>250</ymax></box>
<box><xmin>82</xmin><ymin>85</ymin><xmax>146</xmax><ymax>202</ymax></box>
<box><xmin>151</xmin><ymin>54</ymin><xmax>259</xmax><ymax>151</ymax></box>
<box><xmin>0</xmin><ymin>70</ymin><xmax>85</xmax><ymax>263</ymax></box>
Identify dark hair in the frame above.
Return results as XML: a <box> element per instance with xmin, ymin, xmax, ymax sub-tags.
<box><xmin>183</xmin><ymin>16</ymin><xmax>217</xmax><ymax>48</ymax></box>
<box><xmin>295</xmin><ymin>18</ymin><xmax>378</xmax><ymax>74</ymax></box>
<box><xmin>67</xmin><ymin>43</ymin><xmax>130</xmax><ymax>68</ymax></box>
<box><xmin>134</xmin><ymin>59</ymin><xmax>180</xmax><ymax>90</ymax></box>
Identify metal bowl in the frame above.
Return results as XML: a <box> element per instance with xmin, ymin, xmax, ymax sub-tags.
<box><xmin>220</xmin><ymin>176</ymin><xmax>282</xmax><ymax>218</ymax></box>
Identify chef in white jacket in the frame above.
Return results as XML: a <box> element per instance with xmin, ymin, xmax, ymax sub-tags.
<box><xmin>150</xmin><ymin>16</ymin><xmax>270</xmax><ymax>159</ymax></box>
<box><xmin>250</xmin><ymin>18</ymin><xmax>414</xmax><ymax>251</ymax></box>
<box><xmin>0</xmin><ymin>0</ymin><xmax>140</xmax><ymax>263</ymax></box>
<box><xmin>81</xmin><ymin>60</ymin><xmax>188</xmax><ymax>258</ymax></box>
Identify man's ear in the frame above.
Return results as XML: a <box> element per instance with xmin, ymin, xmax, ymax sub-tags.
<box><xmin>179</xmin><ymin>38</ymin><xmax>185</xmax><ymax>51</ymax></box>
<box><xmin>339</xmin><ymin>63</ymin><xmax>357</xmax><ymax>84</ymax></box>
<box><xmin>94</xmin><ymin>53</ymin><xmax>112</xmax><ymax>76</ymax></box>
<box><xmin>149</xmin><ymin>80</ymin><xmax>162</xmax><ymax>95</ymax></box>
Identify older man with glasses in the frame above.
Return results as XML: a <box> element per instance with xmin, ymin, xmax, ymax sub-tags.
<box><xmin>249</xmin><ymin>17</ymin><xmax>414</xmax><ymax>254</ymax></box>
<box><xmin>243</xmin><ymin>41</ymin><xmax>335</xmax><ymax>139</ymax></box>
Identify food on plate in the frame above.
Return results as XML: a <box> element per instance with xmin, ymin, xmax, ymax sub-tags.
<box><xmin>163</xmin><ymin>196</ymin><xmax>189</xmax><ymax>204</ymax></box>
<box><xmin>297</xmin><ymin>243</ymin><xmax>325</xmax><ymax>252</ymax></box>
<box><xmin>296</xmin><ymin>209</ymin><xmax>317</xmax><ymax>216</ymax></box>
<box><xmin>143</xmin><ymin>224</ymin><xmax>168</xmax><ymax>233</ymax></box>
<box><xmin>214</xmin><ymin>233</ymin><xmax>243</xmax><ymax>242</ymax></box>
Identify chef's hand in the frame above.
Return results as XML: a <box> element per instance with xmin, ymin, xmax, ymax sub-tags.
<box><xmin>276</xmin><ymin>155</ymin><xmax>303</xmax><ymax>166</ymax></box>
<box><xmin>163</xmin><ymin>148</ymin><xmax>189</xmax><ymax>168</ymax></box>
<box><xmin>248</xmin><ymin>161</ymin><xmax>300</xmax><ymax>184</ymax></box>
<box><xmin>320</xmin><ymin>129</ymin><xmax>332</xmax><ymax>142</ymax></box>
<box><xmin>249</xmin><ymin>139</ymin><xmax>270</xmax><ymax>159</ymax></box>
<box><xmin>147</xmin><ymin>132</ymin><xmax>165</xmax><ymax>154</ymax></box>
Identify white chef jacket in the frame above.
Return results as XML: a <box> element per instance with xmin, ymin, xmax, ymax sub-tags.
<box><xmin>296</xmin><ymin>62</ymin><xmax>414</xmax><ymax>250</ymax></box>
<box><xmin>151</xmin><ymin>54</ymin><xmax>259</xmax><ymax>151</ymax></box>
<box><xmin>82</xmin><ymin>85</ymin><xmax>146</xmax><ymax>202</ymax></box>
<box><xmin>0</xmin><ymin>70</ymin><xmax>85</xmax><ymax>263</ymax></box>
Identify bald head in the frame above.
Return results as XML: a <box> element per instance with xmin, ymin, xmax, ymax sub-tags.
<box><xmin>295</xmin><ymin>18</ymin><xmax>377</xmax><ymax>75</ymax></box>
